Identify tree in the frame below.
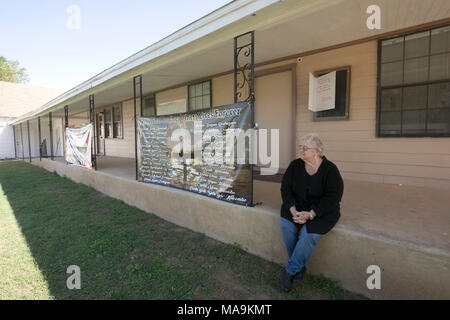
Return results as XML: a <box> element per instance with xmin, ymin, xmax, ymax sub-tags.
<box><xmin>0</xmin><ymin>56</ymin><xmax>30</xmax><ymax>84</ymax></box>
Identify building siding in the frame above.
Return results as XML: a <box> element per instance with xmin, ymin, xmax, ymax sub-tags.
<box><xmin>0</xmin><ymin>118</ymin><xmax>15</xmax><ymax>159</ymax></box>
<box><xmin>296</xmin><ymin>40</ymin><xmax>450</xmax><ymax>189</ymax></box>
<box><xmin>65</xmin><ymin>40</ymin><xmax>450</xmax><ymax>190</ymax></box>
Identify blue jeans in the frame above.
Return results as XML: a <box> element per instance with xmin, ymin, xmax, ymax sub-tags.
<box><xmin>281</xmin><ymin>217</ymin><xmax>321</xmax><ymax>275</ymax></box>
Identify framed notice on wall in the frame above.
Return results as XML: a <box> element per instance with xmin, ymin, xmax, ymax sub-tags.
<box><xmin>308</xmin><ymin>71</ymin><xmax>336</xmax><ymax>112</ymax></box>
<box><xmin>310</xmin><ymin>66</ymin><xmax>351</xmax><ymax>121</ymax></box>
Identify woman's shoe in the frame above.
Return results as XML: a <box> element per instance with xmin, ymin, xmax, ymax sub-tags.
<box><xmin>292</xmin><ymin>266</ymin><xmax>307</xmax><ymax>284</ymax></box>
<box><xmin>281</xmin><ymin>271</ymin><xmax>295</xmax><ymax>292</ymax></box>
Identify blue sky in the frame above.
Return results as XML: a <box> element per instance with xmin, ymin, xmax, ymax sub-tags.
<box><xmin>0</xmin><ymin>0</ymin><xmax>231</xmax><ymax>90</ymax></box>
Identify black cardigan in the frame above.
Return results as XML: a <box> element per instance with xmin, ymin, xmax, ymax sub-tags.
<box><xmin>280</xmin><ymin>156</ymin><xmax>344</xmax><ymax>235</ymax></box>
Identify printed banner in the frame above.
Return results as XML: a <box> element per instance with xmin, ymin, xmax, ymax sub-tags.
<box><xmin>65</xmin><ymin>124</ymin><xmax>93</xmax><ymax>169</ymax></box>
<box><xmin>137</xmin><ymin>102</ymin><xmax>253</xmax><ymax>206</ymax></box>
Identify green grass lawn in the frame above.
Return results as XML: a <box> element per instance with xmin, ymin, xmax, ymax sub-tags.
<box><xmin>0</xmin><ymin>161</ymin><xmax>366</xmax><ymax>300</ymax></box>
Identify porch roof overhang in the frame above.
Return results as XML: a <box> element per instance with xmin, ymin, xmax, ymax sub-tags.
<box><xmin>9</xmin><ymin>0</ymin><xmax>450</xmax><ymax>125</ymax></box>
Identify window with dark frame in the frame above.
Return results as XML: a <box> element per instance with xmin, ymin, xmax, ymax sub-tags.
<box><xmin>102</xmin><ymin>104</ymin><xmax>123</xmax><ymax>139</ymax></box>
<box><xmin>112</xmin><ymin>104</ymin><xmax>122</xmax><ymax>138</ymax></box>
<box><xmin>104</xmin><ymin>108</ymin><xmax>112</xmax><ymax>138</ymax></box>
<box><xmin>188</xmin><ymin>80</ymin><xmax>211</xmax><ymax>111</ymax></box>
<box><xmin>313</xmin><ymin>66</ymin><xmax>351</xmax><ymax>121</ymax></box>
<box><xmin>378</xmin><ymin>25</ymin><xmax>450</xmax><ymax>137</ymax></box>
<box><xmin>142</xmin><ymin>95</ymin><xmax>156</xmax><ymax>117</ymax></box>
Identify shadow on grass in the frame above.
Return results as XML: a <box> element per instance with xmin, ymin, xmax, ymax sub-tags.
<box><xmin>0</xmin><ymin>161</ymin><xmax>367</xmax><ymax>300</ymax></box>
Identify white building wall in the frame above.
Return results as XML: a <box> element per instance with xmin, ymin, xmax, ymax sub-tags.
<box><xmin>28</xmin><ymin>119</ymin><xmax>41</xmax><ymax>158</ymax></box>
<box><xmin>8</xmin><ymin>117</ymin><xmax>64</xmax><ymax>160</ymax></box>
<box><xmin>52</xmin><ymin>117</ymin><xmax>64</xmax><ymax>157</ymax></box>
<box><xmin>37</xmin><ymin>116</ymin><xmax>64</xmax><ymax>158</ymax></box>
<box><xmin>0</xmin><ymin>118</ymin><xmax>15</xmax><ymax>159</ymax></box>
<box><xmin>13</xmin><ymin>125</ymin><xmax>22</xmax><ymax>159</ymax></box>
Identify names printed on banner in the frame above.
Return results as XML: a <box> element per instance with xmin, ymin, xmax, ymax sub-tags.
<box><xmin>137</xmin><ymin>103</ymin><xmax>252</xmax><ymax>205</ymax></box>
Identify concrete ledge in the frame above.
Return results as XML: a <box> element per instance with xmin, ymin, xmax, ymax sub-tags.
<box><xmin>32</xmin><ymin>159</ymin><xmax>450</xmax><ymax>299</ymax></box>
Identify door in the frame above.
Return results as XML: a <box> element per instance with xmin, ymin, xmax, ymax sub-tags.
<box><xmin>254</xmin><ymin>70</ymin><xmax>294</xmax><ymax>173</ymax></box>
<box><xmin>15</xmin><ymin>126</ymin><xmax>24</xmax><ymax>159</ymax></box>
<box><xmin>96</xmin><ymin>112</ymin><xmax>105</xmax><ymax>155</ymax></box>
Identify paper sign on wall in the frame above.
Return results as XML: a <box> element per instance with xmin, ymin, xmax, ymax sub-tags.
<box><xmin>308</xmin><ymin>71</ymin><xmax>336</xmax><ymax>112</ymax></box>
<box><xmin>157</xmin><ymin>99</ymin><xmax>187</xmax><ymax>116</ymax></box>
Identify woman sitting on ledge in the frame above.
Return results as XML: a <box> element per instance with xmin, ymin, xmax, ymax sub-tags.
<box><xmin>280</xmin><ymin>133</ymin><xmax>344</xmax><ymax>292</ymax></box>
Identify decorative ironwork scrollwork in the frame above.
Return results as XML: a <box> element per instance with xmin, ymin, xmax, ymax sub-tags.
<box><xmin>234</xmin><ymin>32</ymin><xmax>254</xmax><ymax>103</ymax></box>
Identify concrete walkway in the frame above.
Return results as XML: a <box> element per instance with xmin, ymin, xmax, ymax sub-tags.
<box><xmin>64</xmin><ymin>155</ymin><xmax>450</xmax><ymax>253</ymax></box>
<box><xmin>254</xmin><ymin>179</ymin><xmax>450</xmax><ymax>253</ymax></box>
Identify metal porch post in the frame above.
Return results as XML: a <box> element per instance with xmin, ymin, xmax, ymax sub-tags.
<box><xmin>64</xmin><ymin>105</ymin><xmax>68</xmax><ymax>164</ymax></box>
<box><xmin>27</xmin><ymin>120</ymin><xmax>31</xmax><ymax>163</ymax></box>
<box><xmin>89</xmin><ymin>95</ymin><xmax>97</xmax><ymax>170</ymax></box>
<box><xmin>49</xmin><ymin>112</ymin><xmax>54</xmax><ymax>160</ymax></box>
<box><xmin>38</xmin><ymin>117</ymin><xmax>42</xmax><ymax>161</ymax></box>
<box><xmin>133</xmin><ymin>75</ymin><xmax>142</xmax><ymax>181</ymax></box>
<box><xmin>234</xmin><ymin>31</ymin><xmax>255</xmax><ymax>206</ymax></box>
<box><xmin>20</xmin><ymin>123</ymin><xmax>24</xmax><ymax>161</ymax></box>
<box><xmin>64</xmin><ymin>105</ymin><xmax>69</xmax><ymax>129</ymax></box>
<box><xmin>13</xmin><ymin>125</ymin><xmax>17</xmax><ymax>159</ymax></box>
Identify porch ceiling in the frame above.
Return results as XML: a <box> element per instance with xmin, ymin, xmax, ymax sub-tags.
<box><xmin>14</xmin><ymin>0</ymin><xmax>450</xmax><ymax>120</ymax></box>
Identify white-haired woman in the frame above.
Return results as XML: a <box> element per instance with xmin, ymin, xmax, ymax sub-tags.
<box><xmin>280</xmin><ymin>133</ymin><xmax>344</xmax><ymax>292</ymax></box>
